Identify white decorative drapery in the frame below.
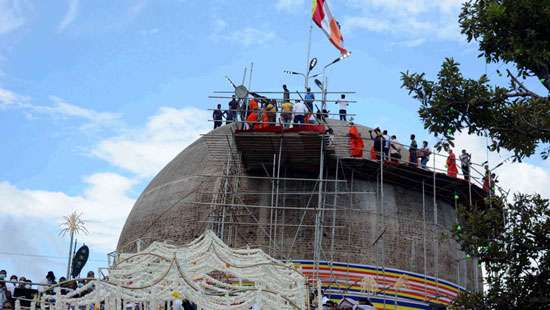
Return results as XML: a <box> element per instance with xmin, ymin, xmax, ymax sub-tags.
<box><xmin>48</xmin><ymin>230</ymin><xmax>307</xmax><ymax>310</ymax></box>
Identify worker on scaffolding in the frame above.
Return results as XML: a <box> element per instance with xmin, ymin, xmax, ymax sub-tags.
<box><xmin>482</xmin><ymin>165</ymin><xmax>491</xmax><ymax>193</ymax></box>
<box><xmin>382</xmin><ymin>130</ymin><xmax>390</xmax><ymax>158</ymax></box>
<box><xmin>389</xmin><ymin>135</ymin><xmax>402</xmax><ymax>163</ymax></box>
<box><xmin>459</xmin><ymin>149</ymin><xmax>472</xmax><ymax>181</ymax></box>
<box><xmin>409</xmin><ymin>134</ymin><xmax>418</xmax><ymax>167</ymax></box>
<box><xmin>304</xmin><ymin>87</ymin><xmax>315</xmax><ymax>113</ymax></box>
<box><xmin>446</xmin><ymin>149</ymin><xmax>459</xmax><ymax>178</ymax></box>
<box><xmin>259</xmin><ymin>104</ymin><xmax>271</xmax><ymax>128</ymax></box>
<box><xmin>283</xmin><ymin>84</ymin><xmax>290</xmax><ymax>102</ymax></box>
<box><xmin>369</xmin><ymin>128</ymin><xmax>384</xmax><ymax>160</ymax></box>
<box><xmin>267</xmin><ymin>99</ymin><xmax>277</xmax><ymax>125</ymax></box>
<box><xmin>213</xmin><ymin>104</ymin><xmax>224</xmax><ymax>129</ymax></box>
<box><xmin>482</xmin><ymin>165</ymin><xmax>498</xmax><ymax>196</ymax></box>
<box><xmin>335</xmin><ymin>94</ymin><xmax>349</xmax><ymax>121</ymax></box>
<box><xmin>227</xmin><ymin>95</ymin><xmax>239</xmax><ymax>124</ymax></box>
<box><xmin>281</xmin><ymin>100</ymin><xmax>293</xmax><ymax>128</ymax></box>
<box><xmin>419</xmin><ymin>141</ymin><xmax>431</xmax><ymax>169</ymax></box>
<box><xmin>293</xmin><ymin>99</ymin><xmax>307</xmax><ymax>124</ymax></box>
<box><xmin>349</xmin><ymin>121</ymin><xmax>365</xmax><ymax>157</ymax></box>
<box><xmin>326</xmin><ymin>128</ymin><xmax>335</xmax><ymax>148</ymax></box>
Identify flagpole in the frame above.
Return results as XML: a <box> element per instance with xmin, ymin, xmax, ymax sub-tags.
<box><xmin>304</xmin><ymin>23</ymin><xmax>313</xmax><ymax>90</ymax></box>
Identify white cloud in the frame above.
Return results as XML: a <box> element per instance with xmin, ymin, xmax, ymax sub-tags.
<box><xmin>276</xmin><ymin>0</ymin><xmax>304</xmax><ymax>13</ymax></box>
<box><xmin>0</xmin><ymin>106</ymin><xmax>212</xmax><ymax>278</ymax></box>
<box><xmin>209</xmin><ymin>17</ymin><xmax>276</xmax><ymax>47</ymax></box>
<box><xmin>343</xmin><ymin>16</ymin><xmax>390</xmax><ymax>33</ymax></box>
<box><xmin>0</xmin><ymin>87</ymin><xmax>120</xmax><ymax>127</ymax></box>
<box><xmin>0</xmin><ymin>172</ymin><xmax>136</xmax><ymax>251</ymax></box>
<box><xmin>58</xmin><ymin>0</ymin><xmax>79</xmax><ymax>32</ymax></box>
<box><xmin>393</xmin><ymin>38</ymin><xmax>427</xmax><ymax>48</ymax></box>
<box><xmin>227</xmin><ymin>27</ymin><xmax>276</xmax><ymax>47</ymax></box>
<box><xmin>343</xmin><ymin>0</ymin><xmax>466</xmax><ymax>43</ymax></box>
<box><xmin>0</xmin><ymin>0</ymin><xmax>28</xmax><ymax>34</ymax></box>
<box><xmin>46</xmin><ymin>96</ymin><xmax>120</xmax><ymax>125</ymax></box>
<box><xmin>0</xmin><ymin>87</ymin><xmax>27</xmax><ymax>105</ymax></box>
<box><xmin>92</xmin><ymin>106</ymin><xmax>211</xmax><ymax>178</ymax></box>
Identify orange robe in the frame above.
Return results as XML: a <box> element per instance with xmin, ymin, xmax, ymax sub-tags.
<box><xmin>348</xmin><ymin>125</ymin><xmax>364</xmax><ymax>158</ymax></box>
<box><xmin>447</xmin><ymin>152</ymin><xmax>458</xmax><ymax>177</ymax></box>
<box><xmin>249</xmin><ymin>99</ymin><xmax>259</xmax><ymax>113</ymax></box>
<box><xmin>246</xmin><ymin>112</ymin><xmax>258</xmax><ymax>129</ymax></box>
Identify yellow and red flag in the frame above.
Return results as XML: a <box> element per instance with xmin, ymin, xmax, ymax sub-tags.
<box><xmin>312</xmin><ymin>0</ymin><xmax>348</xmax><ymax>55</ymax></box>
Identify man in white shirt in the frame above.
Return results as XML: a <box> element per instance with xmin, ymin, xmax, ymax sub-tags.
<box><xmin>382</xmin><ymin>130</ymin><xmax>391</xmax><ymax>158</ymax></box>
<box><xmin>335</xmin><ymin>94</ymin><xmax>349</xmax><ymax>121</ymax></box>
<box><xmin>390</xmin><ymin>135</ymin><xmax>402</xmax><ymax>163</ymax></box>
<box><xmin>293</xmin><ymin>100</ymin><xmax>307</xmax><ymax>124</ymax></box>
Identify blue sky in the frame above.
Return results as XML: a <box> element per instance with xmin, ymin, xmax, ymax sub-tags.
<box><xmin>1</xmin><ymin>0</ymin><xmax>548</xmax><ymax>282</ymax></box>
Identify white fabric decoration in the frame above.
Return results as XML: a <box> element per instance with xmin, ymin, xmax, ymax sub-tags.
<box><xmin>45</xmin><ymin>230</ymin><xmax>307</xmax><ymax>310</ymax></box>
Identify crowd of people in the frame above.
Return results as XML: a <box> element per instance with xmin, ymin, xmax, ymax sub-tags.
<box><xmin>0</xmin><ymin>269</ymin><xmax>97</xmax><ymax>309</ymax></box>
<box><xmin>212</xmin><ymin>87</ymin><xmax>498</xmax><ymax>195</ymax></box>
<box><xmin>212</xmin><ymin>85</ymin><xmax>350</xmax><ymax>130</ymax></box>
<box><xmin>356</xmin><ymin>126</ymin><xmax>498</xmax><ymax>194</ymax></box>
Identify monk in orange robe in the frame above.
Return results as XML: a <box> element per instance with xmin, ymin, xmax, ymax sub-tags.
<box><xmin>348</xmin><ymin>125</ymin><xmax>364</xmax><ymax>158</ymax></box>
<box><xmin>246</xmin><ymin>111</ymin><xmax>258</xmax><ymax>130</ymax></box>
<box><xmin>249</xmin><ymin>99</ymin><xmax>259</xmax><ymax>113</ymax></box>
<box><xmin>446</xmin><ymin>149</ymin><xmax>458</xmax><ymax>178</ymax></box>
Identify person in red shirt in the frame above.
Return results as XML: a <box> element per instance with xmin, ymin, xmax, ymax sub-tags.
<box><xmin>446</xmin><ymin>149</ymin><xmax>458</xmax><ymax>178</ymax></box>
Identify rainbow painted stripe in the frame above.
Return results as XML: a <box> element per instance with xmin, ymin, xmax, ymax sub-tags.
<box><xmin>292</xmin><ymin>260</ymin><xmax>465</xmax><ymax>310</ymax></box>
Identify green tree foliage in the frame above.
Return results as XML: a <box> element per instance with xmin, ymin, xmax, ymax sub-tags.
<box><xmin>401</xmin><ymin>0</ymin><xmax>550</xmax><ymax>160</ymax></box>
<box><xmin>452</xmin><ymin>194</ymin><xmax>550</xmax><ymax>309</ymax></box>
<box><xmin>400</xmin><ymin>1</ymin><xmax>550</xmax><ymax>309</ymax></box>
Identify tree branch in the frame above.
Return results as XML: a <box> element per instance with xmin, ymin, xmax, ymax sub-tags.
<box><xmin>506</xmin><ymin>69</ymin><xmax>541</xmax><ymax>98</ymax></box>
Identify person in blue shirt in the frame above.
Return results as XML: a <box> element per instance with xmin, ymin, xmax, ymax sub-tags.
<box><xmin>304</xmin><ymin>87</ymin><xmax>315</xmax><ymax>113</ymax></box>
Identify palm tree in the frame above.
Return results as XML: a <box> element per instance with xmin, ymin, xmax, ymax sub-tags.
<box><xmin>59</xmin><ymin>211</ymin><xmax>88</xmax><ymax>278</ymax></box>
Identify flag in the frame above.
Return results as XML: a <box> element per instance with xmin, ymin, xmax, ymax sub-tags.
<box><xmin>312</xmin><ymin>0</ymin><xmax>348</xmax><ymax>55</ymax></box>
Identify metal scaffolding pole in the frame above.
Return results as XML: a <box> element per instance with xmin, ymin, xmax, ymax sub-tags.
<box><xmin>433</xmin><ymin>152</ymin><xmax>440</xmax><ymax>301</ymax></box>
<box><xmin>380</xmin><ymin>149</ymin><xmax>386</xmax><ymax>310</ymax></box>
<box><xmin>273</xmin><ymin>137</ymin><xmax>283</xmax><ymax>255</ymax></box>
<box><xmin>422</xmin><ymin>180</ymin><xmax>428</xmax><ymax>302</ymax></box>
<box><xmin>329</xmin><ymin>157</ymin><xmax>340</xmax><ymax>287</ymax></box>
<box><xmin>313</xmin><ymin>137</ymin><xmax>325</xmax><ymax>281</ymax></box>
<box><xmin>269</xmin><ymin>154</ymin><xmax>276</xmax><ymax>256</ymax></box>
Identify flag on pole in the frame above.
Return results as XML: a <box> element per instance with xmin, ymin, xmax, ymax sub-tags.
<box><xmin>312</xmin><ymin>0</ymin><xmax>348</xmax><ymax>55</ymax></box>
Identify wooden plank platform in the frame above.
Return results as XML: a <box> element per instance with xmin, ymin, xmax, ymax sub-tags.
<box><xmin>234</xmin><ymin>131</ymin><xmax>331</xmax><ymax>173</ymax></box>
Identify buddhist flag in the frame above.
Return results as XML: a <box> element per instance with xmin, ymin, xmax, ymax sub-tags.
<box><xmin>312</xmin><ymin>0</ymin><xmax>348</xmax><ymax>55</ymax></box>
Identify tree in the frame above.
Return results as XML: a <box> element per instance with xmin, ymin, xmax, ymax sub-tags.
<box><xmin>400</xmin><ymin>1</ymin><xmax>550</xmax><ymax>308</ymax></box>
<box><xmin>452</xmin><ymin>194</ymin><xmax>550</xmax><ymax>309</ymax></box>
<box><xmin>401</xmin><ymin>0</ymin><xmax>550</xmax><ymax>160</ymax></box>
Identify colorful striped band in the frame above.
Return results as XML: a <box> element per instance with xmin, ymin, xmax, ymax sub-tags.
<box><xmin>292</xmin><ymin>260</ymin><xmax>465</xmax><ymax>309</ymax></box>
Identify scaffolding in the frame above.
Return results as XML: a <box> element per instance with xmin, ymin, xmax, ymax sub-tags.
<box><xmin>198</xmin><ymin>114</ymin><xmax>488</xmax><ymax>307</ymax></box>
<box><xmin>119</xmin><ymin>87</ymin><xmax>493</xmax><ymax>309</ymax></box>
